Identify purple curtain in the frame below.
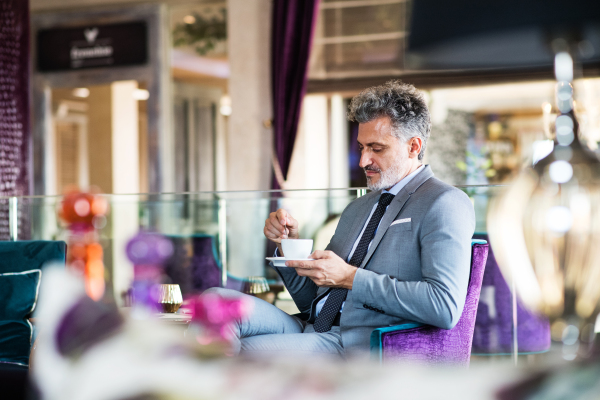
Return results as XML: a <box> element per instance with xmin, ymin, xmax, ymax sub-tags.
<box><xmin>271</xmin><ymin>0</ymin><xmax>320</xmax><ymax>189</ymax></box>
<box><xmin>0</xmin><ymin>0</ymin><xmax>30</xmax><ymax>240</ymax></box>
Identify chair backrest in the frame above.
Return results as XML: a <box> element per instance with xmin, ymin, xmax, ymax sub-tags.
<box><xmin>0</xmin><ymin>240</ymin><xmax>66</xmax><ymax>367</ymax></box>
<box><xmin>472</xmin><ymin>233</ymin><xmax>550</xmax><ymax>355</ymax></box>
<box><xmin>379</xmin><ymin>241</ymin><xmax>489</xmax><ymax>365</ymax></box>
<box><xmin>0</xmin><ymin>241</ymin><xmax>66</xmax><ymax>274</ymax></box>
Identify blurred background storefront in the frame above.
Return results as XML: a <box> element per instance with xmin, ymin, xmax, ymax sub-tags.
<box><xmin>0</xmin><ymin>2</ymin><xmax>599</xmax><ymax>396</ymax></box>
<box><xmin>24</xmin><ymin>0</ymin><xmax>600</xmax><ymax>286</ymax></box>
<box><xmin>30</xmin><ymin>0</ymin><xmax>600</xmax><ymax>197</ymax></box>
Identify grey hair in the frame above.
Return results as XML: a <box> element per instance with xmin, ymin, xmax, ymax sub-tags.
<box><xmin>347</xmin><ymin>80</ymin><xmax>431</xmax><ymax>161</ymax></box>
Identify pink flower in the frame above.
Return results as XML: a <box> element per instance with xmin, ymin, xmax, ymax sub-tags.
<box><xmin>183</xmin><ymin>292</ymin><xmax>252</xmax><ymax>341</ymax></box>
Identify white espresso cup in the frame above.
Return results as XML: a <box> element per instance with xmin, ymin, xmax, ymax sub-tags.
<box><xmin>281</xmin><ymin>239</ymin><xmax>313</xmax><ymax>259</ymax></box>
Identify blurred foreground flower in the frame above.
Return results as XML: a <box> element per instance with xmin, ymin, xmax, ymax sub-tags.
<box><xmin>33</xmin><ymin>267</ymin><xmax>227</xmax><ymax>400</ymax></box>
<box><xmin>126</xmin><ymin>231</ymin><xmax>174</xmax><ymax>312</ymax></box>
<box><xmin>59</xmin><ymin>189</ymin><xmax>108</xmax><ymax>232</ymax></box>
<box><xmin>59</xmin><ymin>189</ymin><xmax>109</xmax><ymax>301</ymax></box>
<box><xmin>183</xmin><ymin>292</ymin><xmax>252</xmax><ymax>356</ymax></box>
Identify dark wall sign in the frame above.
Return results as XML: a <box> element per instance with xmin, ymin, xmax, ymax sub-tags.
<box><xmin>37</xmin><ymin>21</ymin><xmax>148</xmax><ymax>72</ymax></box>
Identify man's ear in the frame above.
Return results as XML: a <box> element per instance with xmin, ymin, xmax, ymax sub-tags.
<box><xmin>408</xmin><ymin>137</ymin><xmax>423</xmax><ymax>159</ymax></box>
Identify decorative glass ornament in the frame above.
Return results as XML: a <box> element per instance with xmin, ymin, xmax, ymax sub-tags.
<box><xmin>125</xmin><ymin>232</ymin><xmax>174</xmax><ymax>310</ymax></box>
<box><xmin>489</xmin><ymin>52</ymin><xmax>600</xmax><ymax>358</ymax></box>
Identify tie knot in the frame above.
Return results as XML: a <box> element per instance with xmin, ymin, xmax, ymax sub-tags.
<box><xmin>379</xmin><ymin>193</ymin><xmax>395</xmax><ymax>208</ymax></box>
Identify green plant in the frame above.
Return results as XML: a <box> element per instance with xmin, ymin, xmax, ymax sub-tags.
<box><xmin>456</xmin><ymin>150</ymin><xmax>496</xmax><ymax>178</ymax></box>
<box><xmin>173</xmin><ymin>9</ymin><xmax>227</xmax><ymax>56</ymax></box>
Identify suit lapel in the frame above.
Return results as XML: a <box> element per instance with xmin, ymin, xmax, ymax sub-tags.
<box><xmin>339</xmin><ymin>192</ymin><xmax>379</xmax><ymax>261</ymax></box>
<box><xmin>358</xmin><ymin>191</ymin><xmax>409</xmax><ymax>269</ymax></box>
<box><xmin>358</xmin><ymin>165</ymin><xmax>434</xmax><ymax>269</ymax></box>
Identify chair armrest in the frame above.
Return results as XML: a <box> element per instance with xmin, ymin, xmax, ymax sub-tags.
<box><xmin>370</xmin><ymin>323</ymin><xmax>425</xmax><ymax>362</ymax></box>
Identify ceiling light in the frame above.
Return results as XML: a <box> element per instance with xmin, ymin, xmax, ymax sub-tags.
<box><xmin>72</xmin><ymin>88</ymin><xmax>90</xmax><ymax>98</ymax></box>
<box><xmin>542</xmin><ymin>102</ymin><xmax>552</xmax><ymax>114</ymax></box>
<box><xmin>132</xmin><ymin>89</ymin><xmax>150</xmax><ymax>101</ymax></box>
<box><xmin>220</xmin><ymin>95</ymin><xmax>232</xmax><ymax>116</ymax></box>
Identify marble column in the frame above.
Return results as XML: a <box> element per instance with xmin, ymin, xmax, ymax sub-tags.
<box><xmin>225</xmin><ymin>0</ymin><xmax>272</xmax><ymax>277</ymax></box>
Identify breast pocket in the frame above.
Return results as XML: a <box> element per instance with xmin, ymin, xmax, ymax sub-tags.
<box><xmin>389</xmin><ymin>220</ymin><xmax>412</xmax><ymax>231</ymax></box>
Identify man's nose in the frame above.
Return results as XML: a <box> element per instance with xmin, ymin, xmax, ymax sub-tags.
<box><xmin>359</xmin><ymin>151</ymin><xmax>371</xmax><ymax>168</ymax></box>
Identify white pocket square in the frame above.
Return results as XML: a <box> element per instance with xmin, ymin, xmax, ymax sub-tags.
<box><xmin>391</xmin><ymin>218</ymin><xmax>411</xmax><ymax>226</ymax></box>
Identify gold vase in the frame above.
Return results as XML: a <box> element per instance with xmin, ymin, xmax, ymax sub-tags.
<box><xmin>157</xmin><ymin>284</ymin><xmax>183</xmax><ymax>313</ymax></box>
<box><xmin>243</xmin><ymin>276</ymin><xmax>275</xmax><ymax>303</ymax></box>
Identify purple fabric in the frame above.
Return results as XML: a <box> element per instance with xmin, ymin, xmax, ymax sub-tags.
<box><xmin>472</xmin><ymin>233</ymin><xmax>550</xmax><ymax>354</ymax></box>
<box><xmin>0</xmin><ymin>0</ymin><xmax>30</xmax><ymax>240</ymax></box>
<box><xmin>126</xmin><ymin>232</ymin><xmax>174</xmax><ymax>265</ymax></box>
<box><xmin>164</xmin><ymin>236</ymin><xmax>245</xmax><ymax>295</ymax></box>
<box><xmin>56</xmin><ymin>296</ymin><xmax>123</xmax><ymax>357</ymax></box>
<box><xmin>271</xmin><ymin>0</ymin><xmax>320</xmax><ymax>188</ymax></box>
<box><xmin>190</xmin><ymin>236</ymin><xmax>222</xmax><ymax>292</ymax></box>
<box><xmin>381</xmin><ymin>244</ymin><xmax>489</xmax><ymax>365</ymax></box>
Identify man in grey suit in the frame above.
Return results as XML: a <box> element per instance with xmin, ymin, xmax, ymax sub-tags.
<box><xmin>212</xmin><ymin>81</ymin><xmax>475</xmax><ymax>357</ymax></box>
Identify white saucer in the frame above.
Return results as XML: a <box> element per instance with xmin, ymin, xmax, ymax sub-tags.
<box><xmin>266</xmin><ymin>257</ymin><xmax>314</xmax><ymax>267</ymax></box>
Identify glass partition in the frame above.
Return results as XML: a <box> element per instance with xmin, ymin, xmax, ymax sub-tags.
<box><xmin>2</xmin><ymin>185</ymin><xmax>503</xmax><ymax>290</ymax></box>
<box><xmin>2</xmin><ymin>185</ymin><xmax>539</xmax><ymax>364</ymax></box>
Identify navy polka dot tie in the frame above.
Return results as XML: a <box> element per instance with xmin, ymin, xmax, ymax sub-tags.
<box><xmin>313</xmin><ymin>193</ymin><xmax>396</xmax><ymax>333</ymax></box>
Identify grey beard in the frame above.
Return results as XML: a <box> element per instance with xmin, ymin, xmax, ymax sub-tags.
<box><xmin>366</xmin><ymin>162</ymin><xmax>405</xmax><ymax>191</ymax></box>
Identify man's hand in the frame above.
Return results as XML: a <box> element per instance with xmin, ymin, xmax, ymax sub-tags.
<box><xmin>264</xmin><ymin>209</ymin><xmax>299</xmax><ymax>254</ymax></box>
<box><xmin>285</xmin><ymin>250</ymin><xmax>357</xmax><ymax>289</ymax></box>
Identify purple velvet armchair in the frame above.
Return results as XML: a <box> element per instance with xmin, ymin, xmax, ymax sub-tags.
<box><xmin>370</xmin><ymin>240</ymin><xmax>489</xmax><ymax>365</ymax></box>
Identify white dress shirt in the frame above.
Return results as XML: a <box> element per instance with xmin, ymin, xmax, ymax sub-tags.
<box><xmin>314</xmin><ymin>165</ymin><xmax>424</xmax><ymax>317</ymax></box>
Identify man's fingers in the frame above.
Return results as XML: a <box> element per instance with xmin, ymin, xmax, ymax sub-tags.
<box><xmin>264</xmin><ymin>211</ymin><xmax>291</xmax><ymax>243</ymax></box>
<box><xmin>295</xmin><ymin>269</ymin><xmax>324</xmax><ymax>286</ymax></box>
<box><xmin>287</xmin><ymin>215</ymin><xmax>299</xmax><ymax>230</ymax></box>
<box><xmin>287</xmin><ymin>260</ymin><xmax>319</xmax><ymax>269</ymax></box>
<box><xmin>286</xmin><ymin>260</ymin><xmax>301</xmax><ymax>268</ymax></box>
<box><xmin>267</xmin><ymin>216</ymin><xmax>284</xmax><ymax>231</ymax></box>
<box><xmin>311</xmin><ymin>250</ymin><xmax>325</xmax><ymax>259</ymax></box>
<box><xmin>276</xmin><ymin>208</ymin><xmax>299</xmax><ymax>229</ymax></box>
<box><xmin>266</xmin><ymin>215</ymin><xmax>287</xmax><ymax>235</ymax></box>
<box><xmin>311</xmin><ymin>250</ymin><xmax>334</xmax><ymax>259</ymax></box>
<box><xmin>266</xmin><ymin>224</ymin><xmax>284</xmax><ymax>239</ymax></box>
<box><xmin>275</xmin><ymin>209</ymin><xmax>290</xmax><ymax>225</ymax></box>
<box><xmin>293</xmin><ymin>266</ymin><xmax>316</xmax><ymax>276</ymax></box>
<box><xmin>264</xmin><ymin>226</ymin><xmax>282</xmax><ymax>242</ymax></box>
<box><xmin>286</xmin><ymin>260</ymin><xmax>305</xmax><ymax>268</ymax></box>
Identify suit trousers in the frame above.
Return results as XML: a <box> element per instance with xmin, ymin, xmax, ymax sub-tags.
<box><xmin>205</xmin><ymin>288</ymin><xmax>344</xmax><ymax>358</ymax></box>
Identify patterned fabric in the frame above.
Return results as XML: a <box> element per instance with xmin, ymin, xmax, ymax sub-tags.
<box><xmin>314</xmin><ymin>193</ymin><xmax>395</xmax><ymax>333</ymax></box>
<box><xmin>379</xmin><ymin>243</ymin><xmax>488</xmax><ymax>365</ymax></box>
<box><xmin>472</xmin><ymin>233</ymin><xmax>550</xmax><ymax>354</ymax></box>
<box><xmin>0</xmin><ymin>0</ymin><xmax>30</xmax><ymax>240</ymax></box>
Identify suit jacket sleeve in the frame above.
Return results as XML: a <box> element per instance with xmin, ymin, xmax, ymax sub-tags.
<box><xmin>351</xmin><ymin>189</ymin><xmax>475</xmax><ymax>329</ymax></box>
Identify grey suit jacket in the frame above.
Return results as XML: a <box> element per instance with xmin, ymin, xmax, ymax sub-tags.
<box><xmin>274</xmin><ymin>165</ymin><xmax>476</xmax><ymax>353</ymax></box>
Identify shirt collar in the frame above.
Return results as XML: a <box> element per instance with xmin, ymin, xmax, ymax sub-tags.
<box><xmin>383</xmin><ymin>164</ymin><xmax>424</xmax><ymax>196</ymax></box>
